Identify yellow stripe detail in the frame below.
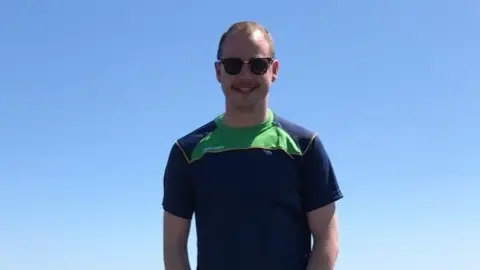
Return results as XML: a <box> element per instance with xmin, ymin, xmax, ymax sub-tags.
<box><xmin>175</xmin><ymin>141</ymin><xmax>192</xmax><ymax>164</ymax></box>
<box><xmin>302</xmin><ymin>133</ymin><xmax>317</xmax><ymax>155</ymax></box>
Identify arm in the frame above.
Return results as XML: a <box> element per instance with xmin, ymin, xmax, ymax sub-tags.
<box><xmin>306</xmin><ymin>204</ymin><xmax>339</xmax><ymax>270</ymax></box>
<box><xmin>299</xmin><ymin>135</ymin><xmax>343</xmax><ymax>270</ymax></box>
<box><xmin>162</xmin><ymin>142</ymin><xmax>195</xmax><ymax>270</ymax></box>
<box><xmin>163</xmin><ymin>212</ymin><xmax>192</xmax><ymax>270</ymax></box>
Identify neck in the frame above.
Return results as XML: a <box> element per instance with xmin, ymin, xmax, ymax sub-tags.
<box><xmin>223</xmin><ymin>104</ymin><xmax>268</xmax><ymax>128</ymax></box>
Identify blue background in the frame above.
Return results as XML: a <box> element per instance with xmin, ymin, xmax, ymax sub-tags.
<box><xmin>1</xmin><ymin>0</ymin><xmax>479</xmax><ymax>269</ymax></box>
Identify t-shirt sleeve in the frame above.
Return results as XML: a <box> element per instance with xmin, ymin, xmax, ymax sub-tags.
<box><xmin>162</xmin><ymin>142</ymin><xmax>195</xmax><ymax>219</ymax></box>
<box><xmin>299</xmin><ymin>134</ymin><xmax>343</xmax><ymax>213</ymax></box>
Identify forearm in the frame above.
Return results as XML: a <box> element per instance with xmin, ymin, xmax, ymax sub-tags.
<box><xmin>306</xmin><ymin>240</ymin><xmax>338</xmax><ymax>270</ymax></box>
<box><xmin>164</xmin><ymin>246</ymin><xmax>191</xmax><ymax>270</ymax></box>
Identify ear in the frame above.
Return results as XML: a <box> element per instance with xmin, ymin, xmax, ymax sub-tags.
<box><xmin>214</xmin><ymin>61</ymin><xmax>222</xmax><ymax>82</ymax></box>
<box><xmin>271</xmin><ymin>59</ymin><xmax>279</xmax><ymax>82</ymax></box>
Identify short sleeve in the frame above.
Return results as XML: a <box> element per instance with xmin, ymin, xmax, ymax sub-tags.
<box><xmin>162</xmin><ymin>142</ymin><xmax>195</xmax><ymax>219</ymax></box>
<box><xmin>299</xmin><ymin>135</ymin><xmax>343</xmax><ymax>213</ymax></box>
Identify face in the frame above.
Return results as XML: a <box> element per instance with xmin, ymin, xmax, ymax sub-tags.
<box><xmin>215</xmin><ymin>30</ymin><xmax>279</xmax><ymax>112</ymax></box>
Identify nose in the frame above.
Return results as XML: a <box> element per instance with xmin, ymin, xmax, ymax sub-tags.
<box><xmin>237</xmin><ymin>62</ymin><xmax>253</xmax><ymax>78</ymax></box>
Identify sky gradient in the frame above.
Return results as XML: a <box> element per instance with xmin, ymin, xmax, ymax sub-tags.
<box><xmin>1</xmin><ymin>0</ymin><xmax>479</xmax><ymax>269</ymax></box>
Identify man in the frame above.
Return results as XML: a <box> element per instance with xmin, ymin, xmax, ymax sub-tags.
<box><xmin>162</xmin><ymin>21</ymin><xmax>343</xmax><ymax>270</ymax></box>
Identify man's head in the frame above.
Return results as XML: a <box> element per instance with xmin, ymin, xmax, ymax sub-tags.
<box><xmin>215</xmin><ymin>21</ymin><xmax>279</xmax><ymax>112</ymax></box>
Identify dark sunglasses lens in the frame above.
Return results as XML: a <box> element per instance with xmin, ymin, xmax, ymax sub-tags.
<box><xmin>222</xmin><ymin>59</ymin><xmax>243</xmax><ymax>75</ymax></box>
<box><xmin>250</xmin><ymin>58</ymin><xmax>270</xmax><ymax>75</ymax></box>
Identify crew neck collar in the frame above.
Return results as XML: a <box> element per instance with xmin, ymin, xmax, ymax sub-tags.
<box><xmin>215</xmin><ymin>109</ymin><xmax>274</xmax><ymax>133</ymax></box>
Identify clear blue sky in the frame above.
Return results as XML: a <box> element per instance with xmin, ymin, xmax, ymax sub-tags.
<box><xmin>1</xmin><ymin>0</ymin><xmax>479</xmax><ymax>269</ymax></box>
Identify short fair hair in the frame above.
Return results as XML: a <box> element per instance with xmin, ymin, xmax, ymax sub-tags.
<box><xmin>216</xmin><ymin>21</ymin><xmax>275</xmax><ymax>60</ymax></box>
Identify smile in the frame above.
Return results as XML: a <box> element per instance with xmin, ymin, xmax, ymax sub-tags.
<box><xmin>232</xmin><ymin>86</ymin><xmax>258</xmax><ymax>93</ymax></box>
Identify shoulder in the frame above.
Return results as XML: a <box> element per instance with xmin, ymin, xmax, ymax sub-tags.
<box><xmin>272</xmin><ymin>114</ymin><xmax>318</xmax><ymax>154</ymax></box>
<box><xmin>175</xmin><ymin>120</ymin><xmax>217</xmax><ymax>159</ymax></box>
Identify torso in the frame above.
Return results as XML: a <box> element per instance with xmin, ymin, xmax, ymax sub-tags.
<box><xmin>184</xmin><ymin>115</ymin><xmax>312</xmax><ymax>270</ymax></box>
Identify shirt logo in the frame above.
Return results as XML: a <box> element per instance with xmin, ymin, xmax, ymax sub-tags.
<box><xmin>203</xmin><ymin>146</ymin><xmax>225</xmax><ymax>153</ymax></box>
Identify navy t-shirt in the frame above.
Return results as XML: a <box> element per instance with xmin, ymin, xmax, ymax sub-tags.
<box><xmin>163</xmin><ymin>110</ymin><xmax>343</xmax><ymax>270</ymax></box>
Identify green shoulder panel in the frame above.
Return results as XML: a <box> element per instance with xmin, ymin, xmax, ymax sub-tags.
<box><xmin>190</xmin><ymin>126</ymin><xmax>302</xmax><ymax>162</ymax></box>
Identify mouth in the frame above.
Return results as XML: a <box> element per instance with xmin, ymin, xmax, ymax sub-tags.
<box><xmin>232</xmin><ymin>85</ymin><xmax>258</xmax><ymax>94</ymax></box>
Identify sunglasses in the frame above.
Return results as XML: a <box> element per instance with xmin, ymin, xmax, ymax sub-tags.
<box><xmin>218</xmin><ymin>57</ymin><xmax>273</xmax><ymax>75</ymax></box>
